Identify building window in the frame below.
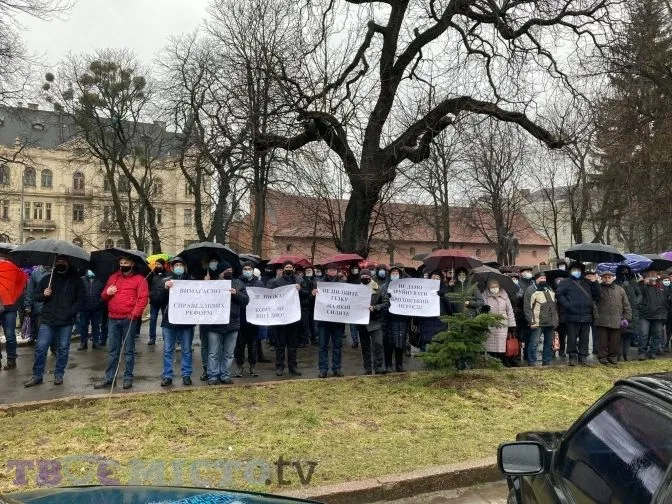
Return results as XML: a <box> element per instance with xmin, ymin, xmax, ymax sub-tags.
<box><xmin>0</xmin><ymin>201</ymin><xmax>8</xmax><ymax>220</ymax></box>
<box><xmin>25</xmin><ymin>236</ymin><xmax>34</xmax><ymax>243</ymax></box>
<box><xmin>41</xmin><ymin>169</ymin><xmax>53</xmax><ymax>188</ymax></box>
<box><xmin>286</xmin><ymin>244</ymin><xmax>293</xmax><ymax>252</ymax></box>
<box><xmin>153</xmin><ymin>178</ymin><xmax>163</xmax><ymax>197</ymax></box>
<box><xmin>475</xmin><ymin>248</ymin><xmax>481</xmax><ymax>257</ymax></box>
<box><xmin>104</xmin><ymin>238</ymin><xmax>114</xmax><ymax>249</ymax></box>
<box><xmin>45</xmin><ymin>203</ymin><xmax>52</xmax><ymax>221</ymax></box>
<box><xmin>73</xmin><ymin>171</ymin><xmax>85</xmax><ymax>191</ymax></box>
<box><xmin>73</xmin><ymin>237</ymin><xmax>83</xmax><ymax>247</ymax></box>
<box><xmin>532</xmin><ymin>250</ymin><xmax>538</xmax><ymax>258</ymax></box>
<box><xmin>23</xmin><ymin>202</ymin><xmax>30</xmax><ymax>219</ymax></box>
<box><xmin>0</xmin><ymin>234</ymin><xmax>9</xmax><ymax>243</ymax></box>
<box><xmin>116</xmin><ymin>239</ymin><xmax>125</xmax><ymax>248</ymax></box>
<box><xmin>118</xmin><ymin>176</ymin><xmax>129</xmax><ymax>193</ymax></box>
<box><xmin>409</xmin><ymin>247</ymin><xmax>416</xmax><ymax>256</ymax></box>
<box><xmin>23</xmin><ymin>167</ymin><xmax>36</xmax><ymax>187</ymax></box>
<box><xmin>103</xmin><ymin>206</ymin><xmax>112</xmax><ymax>223</ymax></box>
<box><xmin>0</xmin><ymin>164</ymin><xmax>8</xmax><ymax>185</ymax></box>
<box><xmin>183</xmin><ymin>208</ymin><xmax>193</xmax><ymax>226</ymax></box>
<box><xmin>184</xmin><ymin>183</ymin><xmax>194</xmax><ymax>197</ymax></box>
<box><xmin>103</xmin><ymin>175</ymin><xmax>111</xmax><ymax>192</ymax></box>
<box><xmin>156</xmin><ymin>208</ymin><xmax>162</xmax><ymax>225</ymax></box>
<box><xmin>33</xmin><ymin>202</ymin><xmax>43</xmax><ymax>220</ymax></box>
<box><xmin>72</xmin><ymin>204</ymin><xmax>84</xmax><ymax>222</ymax></box>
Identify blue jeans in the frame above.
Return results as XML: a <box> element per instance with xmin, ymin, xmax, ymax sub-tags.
<box><xmin>78</xmin><ymin>309</ymin><xmax>101</xmax><ymax>346</ymax></box>
<box><xmin>1</xmin><ymin>311</ymin><xmax>17</xmax><ymax>359</ymax></box>
<box><xmin>32</xmin><ymin>324</ymin><xmax>72</xmax><ymax>379</ymax></box>
<box><xmin>640</xmin><ymin>319</ymin><xmax>664</xmax><ymax>356</ymax></box>
<box><xmin>162</xmin><ymin>326</ymin><xmax>194</xmax><ymax>379</ymax></box>
<box><xmin>529</xmin><ymin>326</ymin><xmax>554</xmax><ymax>365</ymax></box>
<box><xmin>149</xmin><ymin>305</ymin><xmax>161</xmax><ymax>342</ymax></box>
<box><xmin>349</xmin><ymin>324</ymin><xmax>359</xmax><ymax>344</ymax></box>
<box><xmin>105</xmin><ymin>318</ymin><xmax>136</xmax><ymax>381</ymax></box>
<box><xmin>207</xmin><ymin>330</ymin><xmax>238</xmax><ymax>380</ymax></box>
<box><xmin>318</xmin><ymin>323</ymin><xmax>344</xmax><ymax>372</ymax></box>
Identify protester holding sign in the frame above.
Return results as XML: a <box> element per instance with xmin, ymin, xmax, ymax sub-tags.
<box><xmin>267</xmin><ymin>260</ymin><xmax>304</xmax><ymax>377</ymax></box>
<box><xmin>357</xmin><ymin>269</ymin><xmax>389</xmax><ymax>375</ymax></box>
<box><xmin>159</xmin><ymin>257</ymin><xmax>196</xmax><ymax>387</ymax></box>
<box><xmin>196</xmin><ymin>253</ymin><xmax>226</xmax><ymax>381</ymax></box>
<box><xmin>300</xmin><ymin>267</ymin><xmax>317</xmax><ymax>347</ymax></box>
<box><xmin>417</xmin><ymin>271</ymin><xmax>451</xmax><ymax>351</ymax></box>
<box><xmin>313</xmin><ymin>264</ymin><xmax>346</xmax><ymax>378</ymax></box>
<box><xmin>234</xmin><ymin>262</ymin><xmax>264</xmax><ymax>378</ymax></box>
<box><xmin>384</xmin><ymin>265</ymin><xmax>411</xmax><ymax>373</ymax></box>
<box><xmin>203</xmin><ymin>261</ymin><xmax>249</xmax><ymax>385</ymax></box>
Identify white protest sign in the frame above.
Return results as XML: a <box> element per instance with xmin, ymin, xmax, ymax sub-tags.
<box><xmin>246</xmin><ymin>285</ymin><xmax>301</xmax><ymax>326</ymax></box>
<box><xmin>314</xmin><ymin>281</ymin><xmax>371</xmax><ymax>324</ymax></box>
<box><xmin>388</xmin><ymin>278</ymin><xmax>440</xmax><ymax>317</ymax></box>
<box><xmin>168</xmin><ymin>280</ymin><xmax>231</xmax><ymax>324</ymax></box>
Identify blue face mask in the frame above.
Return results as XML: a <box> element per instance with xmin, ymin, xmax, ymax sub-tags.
<box><xmin>243</xmin><ymin>270</ymin><xmax>253</xmax><ymax>279</ymax></box>
<box><xmin>571</xmin><ymin>271</ymin><xmax>582</xmax><ymax>279</ymax></box>
<box><xmin>378</xmin><ymin>270</ymin><xmax>386</xmax><ymax>278</ymax></box>
<box><xmin>209</xmin><ymin>262</ymin><xmax>218</xmax><ymax>270</ymax></box>
<box><xmin>86</xmin><ymin>270</ymin><xmax>94</xmax><ymax>278</ymax></box>
<box><xmin>390</xmin><ymin>274</ymin><xmax>399</xmax><ymax>281</ymax></box>
<box><xmin>173</xmin><ymin>266</ymin><xmax>185</xmax><ymax>276</ymax></box>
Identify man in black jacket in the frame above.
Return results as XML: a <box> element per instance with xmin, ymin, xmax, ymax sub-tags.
<box><xmin>357</xmin><ymin>269</ymin><xmax>389</xmax><ymax>375</ymax></box>
<box><xmin>77</xmin><ymin>269</ymin><xmax>104</xmax><ymax>350</ymax></box>
<box><xmin>234</xmin><ymin>262</ymin><xmax>264</xmax><ymax>378</ymax></box>
<box><xmin>24</xmin><ymin>256</ymin><xmax>84</xmax><ymax>387</ymax></box>
<box><xmin>638</xmin><ymin>269</ymin><xmax>670</xmax><ymax>360</ymax></box>
<box><xmin>313</xmin><ymin>263</ymin><xmax>346</xmax><ymax>378</ymax></box>
<box><xmin>147</xmin><ymin>258</ymin><xmax>168</xmax><ymax>345</ymax></box>
<box><xmin>267</xmin><ymin>260</ymin><xmax>305</xmax><ymax>376</ymax></box>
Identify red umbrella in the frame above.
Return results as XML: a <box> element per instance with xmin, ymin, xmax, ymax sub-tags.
<box><xmin>422</xmin><ymin>249</ymin><xmax>483</xmax><ymax>272</ymax></box>
<box><xmin>0</xmin><ymin>260</ymin><xmax>28</xmax><ymax>306</ymax></box>
<box><xmin>321</xmin><ymin>253</ymin><xmax>364</xmax><ymax>268</ymax></box>
<box><xmin>268</xmin><ymin>255</ymin><xmax>312</xmax><ymax>268</ymax></box>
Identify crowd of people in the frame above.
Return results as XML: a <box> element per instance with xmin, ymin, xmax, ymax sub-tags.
<box><xmin>0</xmin><ymin>251</ymin><xmax>667</xmax><ymax>392</ymax></box>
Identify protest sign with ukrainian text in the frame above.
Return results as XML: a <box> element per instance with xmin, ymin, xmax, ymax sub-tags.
<box><xmin>388</xmin><ymin>278</ymin><xmax>440</xmax><ymax>317</ymax></box>
<box><xmin>168</xmin><ymin>280</ymin><xmax>231</xmax><ymax>324</ymax></box>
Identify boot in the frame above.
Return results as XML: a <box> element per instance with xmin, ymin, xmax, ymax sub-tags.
<box><xmin>250</xmin><ymin>367</ymin><xmax>259</xmax><ymax>377</ymax></box>
<box><xmin>234</xmin><ymin>367</ymin><xmax>244</xmax><ymax>378</ymax></box>
<box><xmin>4</xmin><ymin>358</ymin><xmax>16</xmax><ymax>370</ymax></box>
<box><xmin>394</xmin><ymin>348</ymin><xmax>405</xmax><ymax>372</ymax></box>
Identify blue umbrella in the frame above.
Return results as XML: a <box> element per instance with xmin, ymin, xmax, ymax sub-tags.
<box><xmin>597</xmin><ymin>253</ymin><xmax>652</xmax><ymax>275</ymax></box>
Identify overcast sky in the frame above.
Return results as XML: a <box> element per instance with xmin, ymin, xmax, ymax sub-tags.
<box><xmin>18</xmin><ymin>0</ymin><xmax>210</xmax><ymax>67</ymax></box>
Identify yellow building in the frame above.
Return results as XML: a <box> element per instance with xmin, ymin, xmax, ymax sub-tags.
<box><xmin>0</xmin><ymin>104</ymin><xmax>201</xmax><ymax>253</ymax></box>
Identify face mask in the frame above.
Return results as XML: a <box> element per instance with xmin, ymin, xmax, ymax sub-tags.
<box><xmin>512</xmin><ymin>278</ymin><xmax>519</xmax><ymax>286</ymax></box>
<box><xmin>390</xmin><ymin>274</ymin><xmax>400</xmax><ymax>281</ymax></box>
<box><xmin>86</xmin><ymin>270</ymin><xmax>94</xmax><ymax>278</ymax></box>
<box><xmin>522</xmin><ymin>272</ymin><xmax>533</xmax><ymax>280</ymax></box>
<box><xmin>664</xmin><ymin>280</ymin><xmax>671</xmax><ymax>287</ymax></box>
<box><xmin>283</xmin><ymin>269</ymin><xmax>293</xmax><ymax>276</ymax></box>
<box><xmin>361</xmin><ymin>278</ymin><xmax>371</xmax><ymax>285</ymax></box>
<box><xmin>173</xmin><ymin>266</ymin><xmax>185</xmax><ymax>276</ymax></box>
<box><xmin>120</xmin><ymin>265</ymin><xmax>132</xmax><ymax>273</ymax></box>
<box><xmin>571</xmin><ymin>271</ymin><xmax>581</xmax><ymax>279</ymax></box>
<box><xmin>316</xmin><ymin>271</ymin><xmax>323</xmax><ymax>278</ymax></box>
<box><xmin>457</xmin><ymin>275</ymin><xmax>466</xmax><ymax>282</ymax></box>
<box><xmin>489</xmin><ymin>287</ymin><xmax>500</xmax><ymax>295</ymax></box>
<box><xmin>537</xmin><ymin>281</ymin><xmax>547</xmax><ymax>289</ymax></box>
<box><xmin>55</xmin><ymin>264</ymin><xmax>67</xmax><ymax>273</ymax></box>
<box><xmin>558</xmin><ymin>265</ymin><xmax>566</xmax><ymax>271</ymax></box>
<box><xmin>305</xmin><ymin>271</ymin><xmax>313</xmax><ymax>278</ymax></box>
<box><xmin>351</xmin><ymin>268</ymin><xmax>359</xmax><ymax>275</ymax></box>
<box><xmin>154</xmin><ymin>266</ymin><xmax>163</xmax><ymax>273</ymax></box>
<box><xmin>378</xmin><ymin>270</ymin><xmax>386</xmax><ymax>278</ymax></box>
<box><xmin>209</xmin><ymin>261</ymin><xmax>218</xmax><ymax>270</ymax></box>
<box><xmin>243</xmin><ymin>270</ymin><xmax>253</xmax><ymax>279</ymax></box>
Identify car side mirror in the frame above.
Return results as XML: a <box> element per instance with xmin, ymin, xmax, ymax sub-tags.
<box><xmin>498</xmin><ymin>441</ymin><xmax>546</xmax><ymax>476</ymax></box>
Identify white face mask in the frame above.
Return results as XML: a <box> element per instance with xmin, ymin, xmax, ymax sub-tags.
<box><xmin>522</xmin><ymin>272</ymin><xmax>533</xmax><ymax>280</ymax></box>
<box><xmin>457</xmin><ymin>275</ymin><xmax>466</xmax><ymax>282</ymax></box>
<box><xmin>489</xmin><ymin>287</ymin><xmax>500</xmax><ymax>295</ymax></box>
<box><xmin>558</xmin><ymin>265</ymin><xmax>566</xmax><ymax>271</ymax></box>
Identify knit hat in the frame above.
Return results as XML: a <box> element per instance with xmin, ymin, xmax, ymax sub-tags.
<box><xmin>219</xmin><ymin>260</ymin><xmax>232</xmax><ymax>271</ymax></box>
<box><xmin>360</xmin><ymin>268</ymin><xmax>372</xmax><ymax>277</ymax></box>
<box><xmin>282</xmin><ymin>260</ymin><xmax>294</xmax><ymax>267</ymax></box>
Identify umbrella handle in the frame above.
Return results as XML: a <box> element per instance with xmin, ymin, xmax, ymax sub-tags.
<box><xmin>47</xmin><ymin>257</ymin><xmax>56</xmax><ymax>289</ymax></box>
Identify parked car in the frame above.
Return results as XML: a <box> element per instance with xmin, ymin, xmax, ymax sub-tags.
<box><xmin>498</xmin><ymin>373</ymin><xmax>672</xmax><ymax>503</ymax></box>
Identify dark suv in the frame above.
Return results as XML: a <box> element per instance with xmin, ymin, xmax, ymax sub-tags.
<box><xmin>498</xmin><ymin>373</ymin><xmax>672</xmax><ymax>503</ymax></box>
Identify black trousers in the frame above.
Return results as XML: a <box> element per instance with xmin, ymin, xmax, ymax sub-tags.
<box><xmin>300</xmin><ymin>308</ymin><xmax>314</xmax><ymax>345</ymax></box>
<box><xmin>359</xmin><ymin>326</ymin><xmax>383</xmax><ymax>372</ymax></box>
<box><xmin>566</xmin><ymin>323</ymin><xmax>590</xmax><ymax>360</ymax></box>
<box><xmin>234</xmin><ymin>323</ymin><xmax>258</xmax><ymax>367</ymax></box>
<box><xmin>275</xmin><ymin>322</ymin><xmax>300</xmax><ymax>370</ymax></box>
<box><xmin>556</xmin><ymin>323</ymin><xmax>567</xmax><ymax>356</ymax></box>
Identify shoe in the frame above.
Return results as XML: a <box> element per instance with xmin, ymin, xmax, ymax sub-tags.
<box><xmin>332</xmin><ymin>369</ymin><xmax>344</xmax><ymax>377</ymax></box>
<box><xmin>578</xmin><ymin>359</ymin><xmax>595</xmax><ymax>367</ymax></box>
<box><xmin>4</xmin><ymin>358</ymin><xmax>16</xmax><ymax>370</ymax></box>
<box><xmin>258</xmin><ymin>358</ymin><xmax>272</xmax><ymax>363</ymax></box>
<box><xmin>208</xmin><ymin>379</ymin><xmax>219</xmax><ymax>386</ymax></box>
<box><xmin>542</xmin><ymin>362</ymin><xmax>551</xmax><ymax>367</ymax></box>
<box><xmin>364</xmin><ymin>369</ymin><xmax>373</xmax><ymax>375</ymax></box>
<box><xmin>24</xmin><ymin>377</ymin><xmax>43</xmax><ymax>387</ymax></box>
<box><xmin>598</xmin><ymin>359</ymin><xmax>609</xmax><ymax>365</ymax></box>
<box><xmin>352</xmin><ymin>342</ymin><xmax>359</xmax><ymax>349</ymax></box>
<box><xmin>183</xmin><ymin>376</ymin><xmax>192</xmax><ymax>386</ymax></box>
<box><xmin>298</xmin><ymin>343</ymin><xmax>306</xmax><ymax>349</ymax></box>
<box><xmin>148</xmin><ymin>340</ymin><xmax>156</xmax><ymax>346</ymax></box>
<box><xmin>250</xmin><ymin>367</ymin><xmax>259</xmax><ymax>377</ymax></box>
<box><xmin>92</xmin><ymin>343</ymin><xmax>103</xmax><ymax>350</ymax></box>
<box><xmin>385</xmin><ymin>366</ymin><xmax>393</xmax><ymax>373</ymax></box>
<box><xmin>374</xmin><ymin>368</ymin><xmax>387</xmax><ymax>375</ymax></box>
<box><xmin>639</xmin><ymin>354</ymin><xmax>647</xmax><ymax>361</ymax></box>
<box><xmin>276</xmin><ymin>369</ymin><xmax>284</xmax><ymax>377</ymax></box>
<box><xmin>200</xmin><ymin>371</ymin><xmax>208</xmax><ymax>381</ymax></box>
<box><xmin>219</xmin><ymin>378</ymin><xmax>234</xmax><ymax>385</ymax></box>
<box><xmin>234</xmin><ymin>367</ymin><xmax>244</xmax><ymax>378</ymax></box>
<box><xmin>310</xmin><ymin>339</ymin><xmax>318</xmax><ymax>345</ymax></box>
<box><xmin>608</xmin><ymin>359</ymin><xmax>618</xmax><ymax>365</ymax></box>
<box><xmin>122</xmin><ymin>379</ymin><xmax>133</xmax><ymax>390</ymax></box>
<box><xmin>649</xmin><ymin>354</ymin><xmax>656</xmax><ymax>360</ymax></box>
<box><xmin>54</xmin><ymin>376</ymin><xmax>63</xmax><ymax>385</ymax></box>
<box><xmin>77</xmin><ymin>344</ymin><xmax>87</xmax><ymax>351</ymax></box>
<box><xmin>395</xmin><ymin>365</ymin><xmax>406</xmax><ymax>373</ymax></box>
<box><xmin>289</xmin><ymin>368</ymin><xmax>302</xmax><ymax>376</ymax></box>
<box><xmin>318</xmin><ymin>371</ymin><xmax>327</xmax><ymax>378</ymax></box>
<box><xmin>93</xmin><ymin>380</ymin><xmax>114</xmax><ymax>389</ymax></box>
<box><xmin>161</xmin><ymin>378</ymin><xmax>173</xmax><ymax>387</ymax></box>
<box><xmin>568</xmin><ymin>356</ymin><xmax>578</xmax><ymax>367</ymax></box>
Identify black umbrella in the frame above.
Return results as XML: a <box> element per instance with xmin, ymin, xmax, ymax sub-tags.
<box><xmin>544</xmin><ymin>269</ymin><xmax>570</xmax><ymax>289</ymax></box>
<box><xmin>239</xmin><ymin>253</ymin><xmax>262</xmax><ymax>265</ymax></box>
<box><xmin>11</xmin><ymin>238</ymin><xmax>90</xmax><ymax>271</ymax></box>
<box><xmin>641</xmin><ymin>254</ymin><xmax>672</xmax><ymax>271</ymax></box>
<box><xmin>90</xmin><ymin>248</ymin><xmax>149</xmax><ymax>284</ymax></box>
<box><xmin>0</xmin><ymin>243</ymin><xmax>16</xmax><ymax>253</ymax></box>
<box><xmin>176</xmin><ymin>242</ymin><xmax>241</xmax><ymax>275</ymax></box>
<box><xmin>565</xmin><ymin>243</ymin><xmax>625</xmax><ymax>264</ymax></box>
<box><xmin>471</xmin><ymin>265</ymin><xmax>518</xmax><ymax>299</ymax></box>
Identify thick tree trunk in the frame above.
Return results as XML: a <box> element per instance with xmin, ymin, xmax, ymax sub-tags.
<box><xmin>251</xmin><ymin>186</ymin><xmax>266</xmax><ymax>256</ymax></box>
<box><xmin>340</xmin><ymin>186</ymin><xmax>378</xmax><ymax>257</ymax></box>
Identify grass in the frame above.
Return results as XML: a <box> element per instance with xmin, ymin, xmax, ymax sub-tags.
<box><xmin>1</xmin><ymin>359</ymin><xmax>672</xmax><ymax>494</ymax></box>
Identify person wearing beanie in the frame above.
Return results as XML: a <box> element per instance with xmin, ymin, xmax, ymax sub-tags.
<box><xmin>383</xmin><ymin>264</ymin><xmax>410</xmax><ymax>372</ymax></box>
<box><xmin>524</xmin><ymin>272</ymin><xmax>558</xmax><ymax>366</ymax></box>
<box><xmin>556</xmin><ymin>261</ymin><xmax>600</xmax><ymax>366</ymax></box>
<box><xmin>267</xmin><ymin>260</ymin><xmax>306</xmax><ymax>376</ymax></box>
<box><xmin>234</xmin><ymin>261</ymin><xmax>264</xmax><ymax>378</ymax></box>
<box><xmin>158</xmin><ymin>257</ymin><xmax>196</xmax><ymax>387</ymax></box>
<box><xmin>313</xmin><ymin>262</ymin><xmax>346</xmax><ymax>378</ymax></box>
<box><xmin>356</xmin><ymin>268</ymin><xmax>389</xmax><ymax>374</ymax></box>
<box><xmin>147</xmin><ymin>258</ymin><xmax>169</xmax><ymax>346</ymax></box>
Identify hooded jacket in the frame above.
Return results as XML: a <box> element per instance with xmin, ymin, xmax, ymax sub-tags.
<box><xmin>24</xmin><ymin>266</ymin><xmax>51</xmax><ymax>314</ymax></box>
<box><xmin>526</xmin><ymin>286</ymin><xmax>559</xmax><ymax>328</ymax></box>
<box><xmin>80</xmin><ymin>274</ymin><xmax>104</xmax><ymax>311</ymax></box>
<box><xmin>35</xmin><ymin>267</ymin><xmax>85</xmax><ymax>326</ymax></box>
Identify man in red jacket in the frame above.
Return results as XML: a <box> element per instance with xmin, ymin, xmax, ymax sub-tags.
<box><xmin>94</xmin><ymin>255</ymin><xmax>149</xmax><ymax>390</ymax></box>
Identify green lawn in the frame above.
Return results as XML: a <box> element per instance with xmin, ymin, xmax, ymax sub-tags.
<box><xmin>1</xmin><ymin>360</ymin><xmax>671</xmax><ymax>494</ymax></box>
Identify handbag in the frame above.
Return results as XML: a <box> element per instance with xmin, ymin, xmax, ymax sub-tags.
<box><xmin>505</xmin><ymin>330</ymin><xmax>520</xmax><ymax>358</ymax></box>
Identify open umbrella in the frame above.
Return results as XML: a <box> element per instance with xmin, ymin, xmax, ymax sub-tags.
<box><xmin>597</xmin><ymin>253</ymin><xmax>653</xmax><ymax>275</ymax></box>
<box><xmin>91</xmin><ymin>248</ymin><xmax>150</xmax><ymax>284</ymax></box>
<box><xmin>0</xmin><ymin>260</ymin><xmax>27</xmax><ymax>305</ymax></box>
<box><xmin>176</xmin><ymin>242</ymin><xmax>242</xmax><ymax>275</ymax></box>
<box><xmin>321</xmin><ymin>253</ymin><xmax>364</xmax><ymax>268</ymax></box>
<box><xmin>565</xmin><ymin>243</ymin><xmax>625</xmax><ymax>264</ymax></box>
<box><xmin>11</xmin><ymin>238</ymin><xmax>90</xmax><ymax>271</ymax></box>
<box><xmin>268</xmin><ymin>255</ymin><xmax>312</xmax><ymax>268</ymax></box>
<box><xmin>640</xmin><ymin>254</ymin><xmax>672</xmax><ymax>271</ymax></box>
<box><xmin>412</xmin><ymin>252</ymin><xmax>430</xmax><ymax>261</ymax></box>
<box><xmin>147</xmin><ymin>253</ymin><xmax>173</xmax><ymax>270</ymax></box>
<box><xmin>470</xmin><ymin>265</ymin><xmax>517</xmax><ymax>299</ymax></box>
<box><xmin>0</xmin><ymin>243</ymin><xmax>17</xmax><ymax>255</ymax></box>
<box><xmin>422</xmin><ymin>249</ymin><xmax>482</xmax><ymax>272</ymax></box>
<box><xmin>239</xmin><ymin>253</ymin><xmax>262</xmax><ymax>265</ymax></box>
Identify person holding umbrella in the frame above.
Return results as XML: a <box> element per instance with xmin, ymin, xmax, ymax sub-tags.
<box><xmin>24</xmin><ymin>256</ymin><xmax>84</xmax><ymax>387</ymax></box>
<box><xmin>147</xmin><ymin>258</ymin><xmax>169</xmax><ymax>346</ymax></box>
<box><xmin>94</xmin><ymin>254</ymin><xmax>149</xmax><ymax>390</ymax></box>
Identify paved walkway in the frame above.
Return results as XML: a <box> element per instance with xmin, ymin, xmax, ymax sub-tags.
<box><xmin>0</xmin><ymin>327</ymin><xmax>425</xmax><ymax>405</ymax></box>
<box><xmin>373</xmin><ymin>481</ymin><xmax>507</xmax><ymax>504</ymax></box>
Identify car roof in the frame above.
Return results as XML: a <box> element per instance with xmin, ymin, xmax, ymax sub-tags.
<box><xmin>617</xmin><ymin>373</ymin><xmax>672</xmax><ymax>403</ymax></box>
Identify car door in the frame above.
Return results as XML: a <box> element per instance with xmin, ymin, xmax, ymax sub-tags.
<box><xmin>528</xmin><ymin>389</ymin><xmax>672</xmax><ymax>503</ymax></box>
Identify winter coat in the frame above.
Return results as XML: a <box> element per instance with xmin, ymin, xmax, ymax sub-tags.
<box><xmin>239</xmin><ymin>274</ymin><xmax>264</xmax><ymax>325</ymax></box>
<box><xmin>300</xmin><ymin>276</ymin><xmax>316</xmax><ymax>309</ymax></box>
<box><xmin>315</xmin><ymin>275</ymin><xmax>346</xmax><ymax>330</ymax></box>
<box><xmin>360</xmin><ymin>280</ymin><xmax>390</xmax><ymax>332</ymax></box>
<box><xmin>201</xmin><ymin>278</ymin><xmax>249</xmax><ymax>333</ymax></box>
<box><xmin>102</xmin><ymin>271</ymin><xmax>149</xmax><ymax>320</ymax></box>
<box><xmin>556</xmin><ymin>278</ymin><xmax>600</xmax><ymax>324</ymax></box>
<box><xmin>384</xmin><ymin>278</ymin><xmax>409</xmax><ymax>348</ymax></box>
<box><xmin>482</xmin><ymin>289</ymin><xmax>516</xmax><ymax>354</ymax></box>
<box><xmin>160</xmin><ymin>272</ymin><xmax>196</xmax><ymax>329</ymax></box>
<box><xmin>595</xmin><ymin>283</ymin><xmax>632</xmax><ymax>329</ymax></box>
<box><xmin>616</xmin><ymin>266</ymin><xmax>642</xmax><ymax>323</ymax></box>
<box><xmin>148</xmin><ymin>271</ymin><xmax>169</xmax><ymax>307</ymax></box>
<box><xmin>35</xmin><ymin>267</ymin><xmax>84</xmax><ymax>326</ymax></box>
<box><xmin>527</xmin><ymin>288</ymin><xmax>559</xmax><ymax>328</ymax></box>
<box><xmin>445</xmin><ymin>279</ymin><xmax>484</xmax><ymax>317</ymax></box>
<box><xmin>510</xmin><ymin>285</ymin><xmax>526</xmax><ymax>326</ymax></box>
<box><xmin>80</xmin><ymin>276</ymin><xmax>104</xmax><ymax>311</ymax></box>
<box><xmin>24</xmin><ymin>266</ymin><xmax>50</xmax><ymax>314</ymax></box>
<box><xmin>267</xmin><ymin>273</ymin><xmax>305</xmax><ymax>327</ymax></box>
<box><xmin>639</xmin><ymin>283</ymin><xmax>670</xmax><ymax>321</ymax></box>
<box><xmin>418</xmin><ymin>286</ymin><xmax>451</xmax><ymax>345</ymax></box>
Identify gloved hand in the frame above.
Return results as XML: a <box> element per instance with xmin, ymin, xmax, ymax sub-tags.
<box><xmin>620</xmin><ymin>319</ymin><xmax>629</xmax><ymax>329</ymax></box>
